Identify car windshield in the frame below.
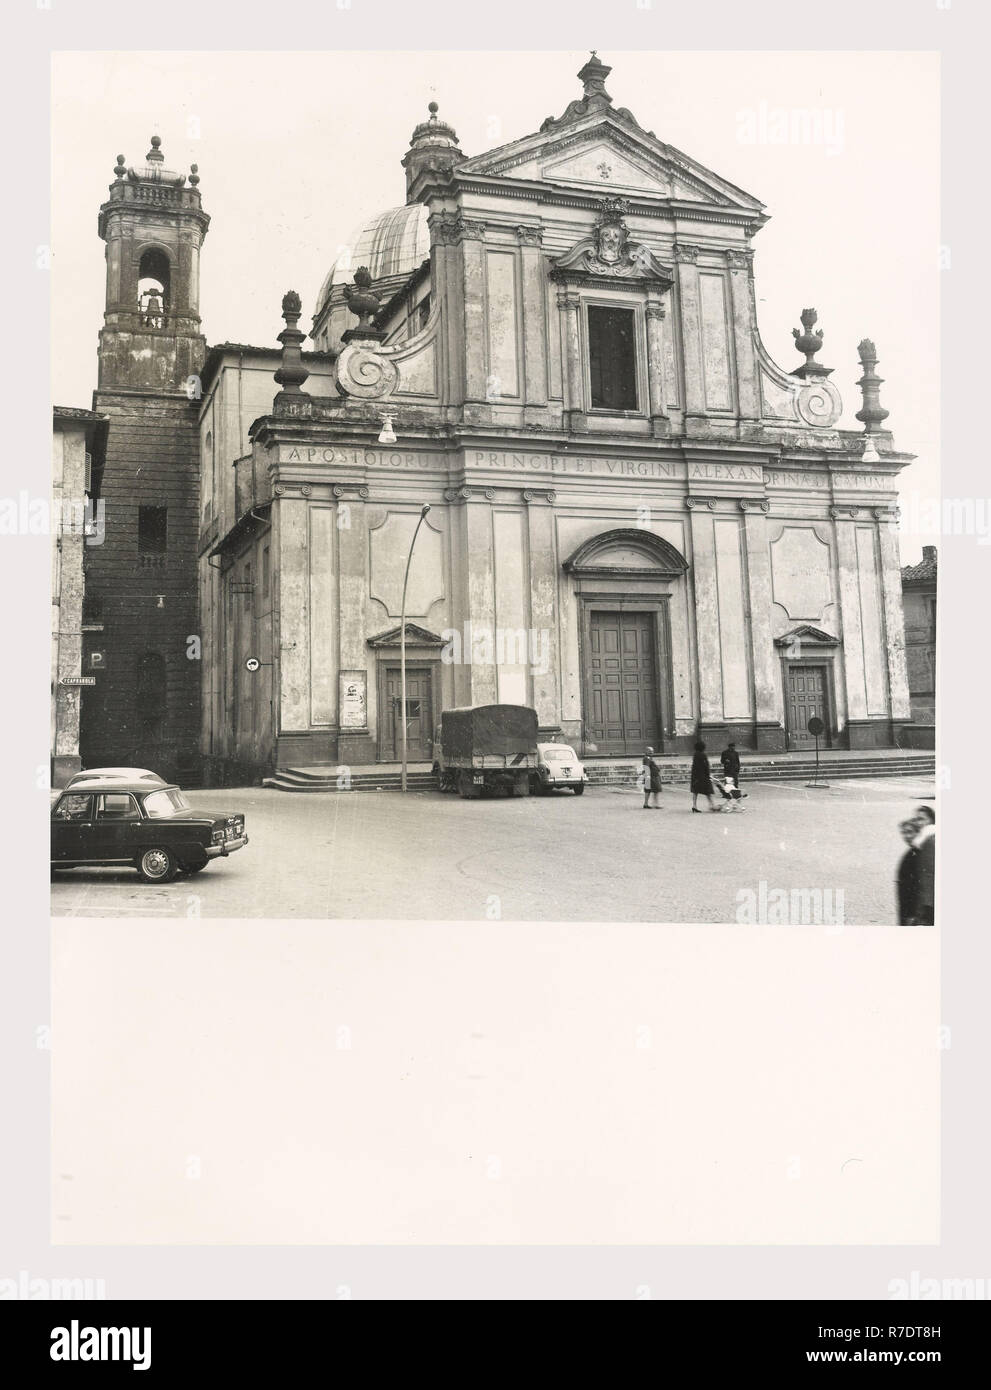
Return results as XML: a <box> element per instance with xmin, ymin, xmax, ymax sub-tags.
<box><xmin>142</xmin><ymin>789</ymin><xmax>191</xmax><ymax>818</ymax></box>
<box><xmin>542</xmin><ymin>748</ymin><xmax>575</xmax><ymax>761</ymax></box>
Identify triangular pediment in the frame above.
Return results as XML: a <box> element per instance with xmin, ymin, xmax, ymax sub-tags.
<box><xmin>458</xmin><ymin>115</ymin><xmax>764</xmax><ymax>214</ymax></box>
<box><xmin>774</xmin><ymin>625</ymin><xmax>840</xmax><ymax>648</ymax></box>
<box><xmin>367</xmin><ymin>621</ymin><xmax>446</xmax><ymax>649</ymax></box>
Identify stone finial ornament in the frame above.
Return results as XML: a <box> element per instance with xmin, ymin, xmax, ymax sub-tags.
<box><xmin>273</xmin><ymin>289</ymin><xmax>310</xmax><ymax>400</ymax></box>
<box><xmin>342</xmin><ymin>267</ymin><xmax>386</xmax><ymax>343</ymax></box>
<box><xmin>188</xmin><ymin>163</ymin><xmax>200</xmax><ymax>187</ymax></box>
<box><xmin>540</xmin><ymin>51</ymin><xmax>644</xmax><ymax>134</ymax></box>
<box><xmin>146</xmin><ymin>135</ymin><xmax>164</xmax><ymax>163</ymax></box>
<box><xmin>791</xmin><ymin>308</ymin><xmax>833</xmax><ymax>379</ymax></box>
<box><xmin>114</xmin><ymin>154</ymin><xmax>126</xmax><ymax>180</ymax></box>
<box><xmin>855</xmin><ymin>338</ymin><xmax>889</xmax><ymax>434</ymax></box>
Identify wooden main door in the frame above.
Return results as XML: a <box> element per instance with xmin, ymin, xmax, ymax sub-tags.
<box><xmin>785</xmin><ymin>665</ymin><xmax>830</xmax><ymax>750</ymax></box>
<box><xmin>585</xmin><ymin>611</ymin><xmax>659</xmax><ymax>755</ymax></box>
<box><xmin>383</xmin><ymin>667</ymin><xmax>433</xmax><ymax>761</ymax></box>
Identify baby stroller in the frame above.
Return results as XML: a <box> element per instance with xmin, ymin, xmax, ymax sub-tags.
<box><xmin>717</xmin><ymin>776</ymin><xmax>747</xmax><ymax>811</ymax></box>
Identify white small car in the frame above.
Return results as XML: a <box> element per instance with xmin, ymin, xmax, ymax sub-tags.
<box><xmin>64</xmin><ymin>767</ymin><xmax>167</xmax><ymax>790</ymax></box>
<box><xmin>530</xmin><ymin>743</ymin><xmax>588</xmax><ymax>796</ymax></box>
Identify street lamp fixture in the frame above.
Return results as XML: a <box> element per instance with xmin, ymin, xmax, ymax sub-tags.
<box><xmin>377</xmin><ymin>412</ymin><xmax>397</xmax><ymax>445</ymax></box>
<box><xmin>400</xmin><ymin>502</ymin><xmax>431</xmax><ymax>793</ymax></box>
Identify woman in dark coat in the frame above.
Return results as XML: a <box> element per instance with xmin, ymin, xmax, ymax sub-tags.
<box><xmin>691</xmin><ymin>741</ymin><xmax>717</xmax><ymax>812</ymax></box>
<box><xmin>895</xmin><ymin>818</ymin><xmax>920</xmax><ymax>924</ymax></box>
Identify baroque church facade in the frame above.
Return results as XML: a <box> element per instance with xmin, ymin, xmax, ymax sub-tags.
<box><xmin>81</xmin><ymin>55</ymin><xmax>916</xmax><ymax>783</ymax></box>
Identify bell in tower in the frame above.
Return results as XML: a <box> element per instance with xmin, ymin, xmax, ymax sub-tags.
<box><xmin>96</xmin><ymin>136</ymin><xmax>210</xmax><ymax>390</ymax></box>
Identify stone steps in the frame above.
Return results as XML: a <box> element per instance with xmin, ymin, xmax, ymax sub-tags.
<box><xmin>261</xmin><ymin>751</ymin><xmax>935</xmax><ymax>793</ymax></box>
<box><xmin>586</xmin><ymin>756</ymin><xmax>935</xmax><ymax>786</ymax></box>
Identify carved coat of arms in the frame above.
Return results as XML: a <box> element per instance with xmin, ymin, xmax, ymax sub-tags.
<box><xmin>552</xmin><ymin>196</ymin><xmax>673</xmax><ymax>286</ymax></box>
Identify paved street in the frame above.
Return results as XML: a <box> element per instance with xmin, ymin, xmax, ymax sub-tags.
<box><xmin>51</xmin><ymin>774</ymin><xmax>936</xmax><ymax>924</ymax></box>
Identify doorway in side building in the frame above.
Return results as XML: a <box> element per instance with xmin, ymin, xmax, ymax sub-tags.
<box><xmin>381</xmin><ymin>665</ymin><xmax>434</xmax><ymax>762</ymax></box>
<box><xmin>784</xmin><ymin>664</ymin><xmax>832</xmax><ymax>751</ymax></box>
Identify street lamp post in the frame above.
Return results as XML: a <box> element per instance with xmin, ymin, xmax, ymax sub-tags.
<box><xmin>400</xmin><ymin>503</ymin><xmax>431</xmax><ymax>793</ymax></box>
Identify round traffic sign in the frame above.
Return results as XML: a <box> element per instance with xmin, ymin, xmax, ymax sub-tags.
<box><xmin>807</xmin><ymin>716</ymin><xmax>825</xmax><ymax>737</ymax></box>
<box><xmin>245</xmin><ymin>656</ymin><xmax>261</xmax><ymax>673</ymax></box>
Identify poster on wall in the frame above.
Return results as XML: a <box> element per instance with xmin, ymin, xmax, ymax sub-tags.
<box><xmin>339</xmin><ymin>670</ymin><xmax>367</xmax><ymax>729</ymax></box>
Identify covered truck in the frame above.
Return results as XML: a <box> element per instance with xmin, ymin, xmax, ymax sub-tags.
<box><xmin>435</xmin><ymin>704</ymin><xmax>539</xmax><ymax>798</ymax></box>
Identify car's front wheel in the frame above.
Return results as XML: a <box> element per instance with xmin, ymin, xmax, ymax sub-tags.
<box><xmin>137</xmin><ymin>847</ymin><xmax>178</xmax><ymax>883</ymax></box>
<box><xmin>573</xmin><ymin>784</ymin><xmax>585</xmax><ymax>796</ymax></box>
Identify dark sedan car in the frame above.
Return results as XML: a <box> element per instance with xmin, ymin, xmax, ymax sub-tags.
<box><xmin>51</xmin><ymin>781</ymin><xmax>248</xmax><ymax>882</ymax></box>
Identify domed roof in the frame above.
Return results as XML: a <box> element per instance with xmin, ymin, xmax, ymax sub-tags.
<box><xmin>315</xmin><ymin>203</ymin><xmax>430</xmax><ymax>318</ymax></box>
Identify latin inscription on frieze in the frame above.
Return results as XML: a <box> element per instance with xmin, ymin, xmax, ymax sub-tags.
<box><xmin>279</xmin><ymin>446</ymin><xmax>772</xmax><ymax>484</ymax></box>
<box><xmin>767</xmin><ymin>470</ymin><xmax>829</xmax><ymax>489</ymax></box>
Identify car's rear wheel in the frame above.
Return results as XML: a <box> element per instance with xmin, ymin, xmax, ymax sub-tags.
<box><xmin>137</xmin><ymin>847</ymin><xmax>178</xmax><ymax>883</ymax></box>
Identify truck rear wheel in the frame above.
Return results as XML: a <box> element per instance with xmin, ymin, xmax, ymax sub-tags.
<box><xmin>512</xmin><ymin>775</ymin><xmax>529</xmax><ymax>797</ymax></box>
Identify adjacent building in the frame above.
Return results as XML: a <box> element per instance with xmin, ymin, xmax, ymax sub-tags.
<box><xmin>901</xmin><ymin>544</ymin><xmax>937</xmax><ymax>726</ymax></box>
<box><xmin>76</xmin><ymin>55</ymin><xmax>921</xmax><ymax>785</ymax></box>
<box><xmin>51</xmin><ymin>406</ymin><xmax>107</xmax><ymax>784</ymax></box>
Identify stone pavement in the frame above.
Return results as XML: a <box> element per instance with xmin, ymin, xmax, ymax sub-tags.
<box><xmin>51</xmin><ymin>771</ymin><xmax>937</xmax><ymax>925</ymax></box>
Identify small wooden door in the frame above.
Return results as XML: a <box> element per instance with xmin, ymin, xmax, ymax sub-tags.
<box><xmin>786</xmin><ymin>665</ymin><xmax>830</xmax><ymax>750</ymax></box>
<box><xmin>383</xmin><ymin>668</ymin><xmax>432</xmax><ymax>761</ymax></box>
<box><xmin>585</xmin><ymin>611</ymin><xmax>658</xmax><ymax>755</ymax></box>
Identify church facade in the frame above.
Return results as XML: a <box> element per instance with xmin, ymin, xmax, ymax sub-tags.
<box><xmin>83</xmin><ymin>55</ymin><xmax>917</xmax><ymax>784</ymax></box>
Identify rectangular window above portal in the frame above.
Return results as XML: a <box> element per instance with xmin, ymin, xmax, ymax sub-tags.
<box><xmin>586</xmin><ymin>304</ymin><xmax>641</xmax><ymax>413</ymax></box>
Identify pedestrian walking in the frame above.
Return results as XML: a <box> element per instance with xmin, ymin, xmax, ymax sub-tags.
<box><xmin>720</xmin><ymin>740</ymin><xmax>741</xmax><ymax>783</ymax></box>
<box><xmin>641</xmin><ymin>746</ymin><xmax>663</xmax><ymax>809</ymax></box>
<box><xmin>913</xmin><ymin>806</ymin><xmax>935</xmax><ymax>926</ymax></box>
<box><xmin>895</xmin><ymin>817</ymin><xmax>920</xmax><ymax>924</ymax></box>
<box><xmin>690</xmin><ymin>741</ymin><xmax>718</xmax><ymax>812</ymax></box>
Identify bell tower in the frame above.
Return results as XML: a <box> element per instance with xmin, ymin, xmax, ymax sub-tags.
<box><xmin>97</xmin><ymin>136</ymin><xmax>210</xmax><ymax>389</ymax></box>
<box><xmin>82</xmin><ymin>136</ymin><xmax>210</xmax><ymax>786</ymax></box>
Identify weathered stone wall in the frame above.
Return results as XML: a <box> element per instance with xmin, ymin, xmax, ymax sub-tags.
<box><xmin>81</xmin><ymin>391</ymin><xmax>202</xmax><ymax>784</ymax></box>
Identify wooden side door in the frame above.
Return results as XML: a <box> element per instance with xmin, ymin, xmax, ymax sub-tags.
<box><xmin>786</xmin><ymin>665</ymin><xmax>830</xmax><ymax>750</ymax></box>
<box><xmin>384</xmin><ymin>668</ymin><xmax>433</xmax><ymax>761</ymax></box>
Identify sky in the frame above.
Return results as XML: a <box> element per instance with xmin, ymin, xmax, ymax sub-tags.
<box><xmin>51</xmin><ymin>49</ymin><xmax>939</xmax><ymax>559</ymax></box>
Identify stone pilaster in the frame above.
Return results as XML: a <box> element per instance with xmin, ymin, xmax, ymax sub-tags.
<box><xmin>525</xmin><ymin>492</ymin><xmax>561</xmax><ymax>733</ymax></box>
<box><xmin>335</xmin><ymin>493</ymin><xmax>374</xmax><ymax>764</ymax></box>
<box><xmin>558</xmin><ymin>287</ymin><xmax>586</xmax><ymax>431</ymax></box>
<box><xmin>674</xmin><ymin>245</ymin><xmax>706</xmax><ymax>429</ymax></box>
<box><xmin>465</xmin><ymin>497</ymin><xmax>498</xmax><ymax>705</ymax></box>
<box><xmin>274</xmin><ymin>494</ymin><xmax>311</xmax><ymax>737</ymax></box>
<box><xmin>876</xmin><ymin>508</ymin><xmax>913</xmax><ymax>730</ymax></box>
<box><xmin>460</xmin><ymin>221</ymin><xmax>488</xmax><ymax>403</ymax></box>
<box><xmin>427</xmin><ymin>210</ymin><xmax>463</xmax><ymax>407</ymax></box>
<box><xmin>687</xmin><ymin>498</ymin><xmax>723</xmax><ymax>729</ymax></box>
<box><xmin>740</xmin><ymin>499</ymin><xmax>784</xmax><ymax>749</ymax></box>
<box><xmin>727</xmin><ymin>250</ymin><xmax>760</xmax><ymax>426</ymax></box>
<box><xmin>517</xmin><ymin>226</ymin><xmax>548</xmax><ymax>416</ymax></box>
<box><xmin>832</xmin><ymin>512</ymin><xmax>869</xmax><ymax>740</ymax></box>
<box><xmin>645</xmin><ymin>296</ymin><xmax>670</xmax><ymax>438</ymax></box>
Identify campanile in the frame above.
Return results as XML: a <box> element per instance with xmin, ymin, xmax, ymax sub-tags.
<box><xmin>81</xmin><ymin>138</ymin><xmax>209</xmax><ymax>782</ymax></box>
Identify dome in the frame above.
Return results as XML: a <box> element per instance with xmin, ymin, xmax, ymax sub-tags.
<box><xmin>315</xmin><ymin>203</ymin><xmax>430</xmax><ymax>318</ymax></box>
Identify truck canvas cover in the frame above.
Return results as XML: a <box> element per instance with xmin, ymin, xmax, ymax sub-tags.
<box><xmin>441</xmin><ymin>705</ymin><xmax>539</xmax><ymax>764</ymax></box>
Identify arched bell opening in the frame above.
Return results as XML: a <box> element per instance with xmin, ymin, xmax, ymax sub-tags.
<box><xmin>137</xmin><ymin>247</ymin><xmax>171</xmax><ymax>327</ymax></box>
